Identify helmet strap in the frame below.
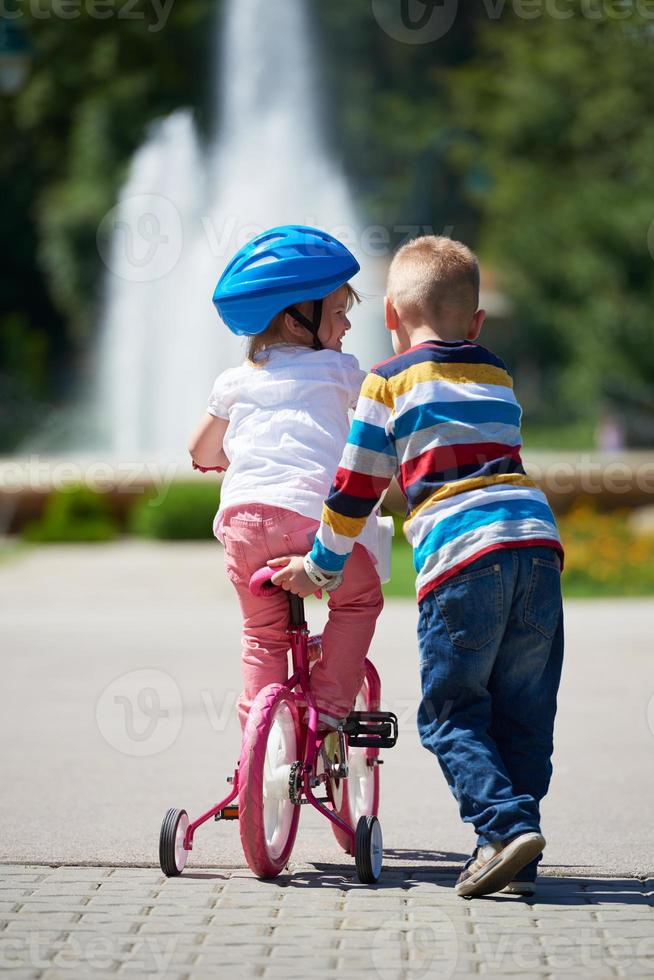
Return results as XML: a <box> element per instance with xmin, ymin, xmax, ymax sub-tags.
<box><xmin>286</xmin><ymin>300</ymin><xmax>324</xmax><ymax>351</ymax></box>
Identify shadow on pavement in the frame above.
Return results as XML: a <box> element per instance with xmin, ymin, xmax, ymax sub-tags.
<box><xmin>523</xmin><ymin>877</ymin><xmax>654</xmax><ymax>907</ymax></box>
<box><xmin>177</xmin><ymin>871</ymin><xmax>232</xmax><ymax>880</ymax></box>
<box><xmin>246</xmin><ymin>850</ymin><xmax>652</xmax><ymax>907</ymax></box>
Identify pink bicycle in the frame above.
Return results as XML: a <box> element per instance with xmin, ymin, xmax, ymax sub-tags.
<box><xmin>159</xmin><ymin>565</ymin><xmax>398</xmax><ymax>883</ymax></box>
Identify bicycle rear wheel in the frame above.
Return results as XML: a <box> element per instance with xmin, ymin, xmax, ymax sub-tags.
<box><xmin>329</xmin><ymin>668</ymin><xmax>380</xmax><ymax>854</ymax></box>
<box><xmin>238</xmin><ymin>684</ymin><xmax>301</xmax><ymax>878</ymax></box>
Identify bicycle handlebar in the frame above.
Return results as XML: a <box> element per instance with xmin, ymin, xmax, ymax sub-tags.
<box><xmin>192</xmin><ymin>461</ymin><xmax>225</xmax><ymax>473</ymax></box>
<box><xmin>249</xmin><ymin>566</ymin><xmax>282</xmax><ymax>597</ymax></box>
<box><xmin>249</xmin><ymin>565</ymin><xmax>322</xmax><ymax>601</ymax></box>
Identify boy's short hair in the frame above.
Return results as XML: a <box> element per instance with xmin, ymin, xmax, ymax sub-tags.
<box><xmin>387</xmin><ymin>236</ymin><xmax>480</xmax><ymax>325</ymax></box>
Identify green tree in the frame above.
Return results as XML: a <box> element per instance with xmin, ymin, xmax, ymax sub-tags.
<box><xmin>2</xmin><ymin>0</ymin><xmax>484</xmax><ymax>451</ymax></box>
<box><xmin>315</xmin><ymin>0</ymin><xmax>482</xmax><ymax>241</ymax></box>
<box><xmin>450</xmin><ymin>10</ymin><xmax>654</xmax><ymax>419</ymax></box>
<box><xmin>0</xmin><ymin>0</ymin><xmax>217</xmax><ymax>443</ymax></box>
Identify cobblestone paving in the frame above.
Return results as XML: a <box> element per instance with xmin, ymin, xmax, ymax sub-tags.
<box><xmin>1</xmin><ymin>865</ymin><xmax>653</xmax><ymax>979</ymax></box>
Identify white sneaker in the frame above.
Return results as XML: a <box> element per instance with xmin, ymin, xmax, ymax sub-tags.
<box><xmin>455</xmin><ymin>833</ymin><xmax>545</xmax><ymax>898</ymax></box>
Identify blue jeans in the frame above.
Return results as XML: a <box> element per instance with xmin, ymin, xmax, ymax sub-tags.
<box><xmin>417</xmin><ymin>546</ymin><xmax>564</xmax><ymax>879</ymax></box>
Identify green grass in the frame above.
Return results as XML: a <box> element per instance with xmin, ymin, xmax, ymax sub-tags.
<box><xmin>0</xmin><ymin>540</ymin><xmax>31</xmax><ymax>566</ymax></box>
<box><xmin>521</xmin><ymin>421</ymin><xmax>596</xmax><ymax>451</ymax></box>
<box><xmin>383</xmin><ymin>539</ymin><xmax>417</xmax><ymax>598</ymax></box>
<box><xmin>7</xmin><ymin>486</ymin><xmax>654</xmax><ymax>602</ymax></box>
<box><xmin>381</xmin><ymin>510</ymin><xmax>654</xmax><ymax>600</ymax></box>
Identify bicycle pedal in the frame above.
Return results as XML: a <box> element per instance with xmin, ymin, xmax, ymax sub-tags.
<box><xmin>342</xmin><ymin>711</ymin><xmax>398</xmax><ymax>748</ymax></box>
<box><xmin>214</xmin><ymin>805</ymin><xmax>239</xmax><ymax>821</ymax></box>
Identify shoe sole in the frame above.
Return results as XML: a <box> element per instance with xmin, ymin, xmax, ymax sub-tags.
<box><xmin>455</xmin><ymin>833</ymin><xmax>545</xmax><ymax>899</ymax></box>
<box><xmin>500</xmin><ymin>881</ymin><xmax>536</xmax><ymax>896</ymax></box>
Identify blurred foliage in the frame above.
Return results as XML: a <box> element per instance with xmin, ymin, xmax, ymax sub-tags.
<box><xmin>0</xmin><ymin>0</ymin><xmax>218</xmax><ymax>442</ymax></box>
<box><xmin>521</xmin><ymin>421</ymin><xmax>596</xmax><ymax>451</ymax></box>
<box><xmin>558</xmin><ymin>503</ymin><xmax>654</xmax><ymax>597</ymax></box>
<box><xmin>16</xmin><ymin>479</ymin><xmax>220</xmax><ymax>541</ymax></box>
<box><xmin>449</xmin><ymin>10</ymin><xmax>654</xmax><ymax>420</ymax></box>
<box><xmin>383</xmin><ymin>503</ymin><xmax>654</xmax><ymax>599</ymax></box>
<box><xmin>129</xmin><ymin>480</ymin><xmax>220</xmax><ymax>538</ymax></box>
<box><xmin>21</xmin><ymin>484</ymin><xmax>117</xmax><ymax>541</ymax></box>
<box><xmin>1</xmin><ymin>0</ymin><xmax>482</xmax><ymax>450</ymax></box>
<box><xmin>314</xmin><ymin>1</ymin><xmax>480</xmax><ymax>240</ymax></box>
<box><xmin>0</xmin><ymin>312</ymin><xmax>48</xmax><ymax>446</ymax></box>
<box><xmin>15</xmin><ymin>485</ymin><xmax>654</xmax><ymax>597</ymax></box>
<box><xmin>2</xmin><ymin>3</ymin><xmax>654</xmax><ymax>446</ymax></box>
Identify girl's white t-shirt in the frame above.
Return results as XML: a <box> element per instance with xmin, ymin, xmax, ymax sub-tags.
<box><xmin>206</xmin><ymin>345</ymin><xmax>392</xmax><ymax>579</ymax></box>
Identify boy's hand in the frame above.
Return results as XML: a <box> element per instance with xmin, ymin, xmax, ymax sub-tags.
<box><xmin>268</xmin><ymin>556</ymin><xmax>316</xmax><ymax>597</ymax></box>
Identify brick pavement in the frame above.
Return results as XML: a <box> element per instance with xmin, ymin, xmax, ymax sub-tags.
<box><xmin>1</xmin><ymin>865</ymin><xmax>652</xmax><ymax>979</ymax></box>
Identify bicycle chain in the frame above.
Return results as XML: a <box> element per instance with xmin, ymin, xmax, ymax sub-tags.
<box><xmin>288</xmin><ymin>761</ymin><xmax>303</xmax><ymax>805</ymax></box>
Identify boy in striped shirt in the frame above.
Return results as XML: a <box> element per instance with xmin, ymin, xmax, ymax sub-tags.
<box><xmin>271</xmin><ymin>236</ymin><xmax>564</xmax><ymax>899</ymax></box>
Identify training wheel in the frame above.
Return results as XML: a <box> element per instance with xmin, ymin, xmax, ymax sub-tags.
<box><xmin>159</xmin><ymin>808</ymin><xmax>190</xmax><ymax>877</ymax></box>
<box><xmin>354</xmin><ymin>814</ymin><xmax>383</xmax><ymax>884</ymax></box>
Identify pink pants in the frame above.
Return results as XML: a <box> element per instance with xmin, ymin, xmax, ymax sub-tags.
<box><xmin>220</xmin><ymin>504</ymin><xmax>384</xmax><ymax>730</ymax></box>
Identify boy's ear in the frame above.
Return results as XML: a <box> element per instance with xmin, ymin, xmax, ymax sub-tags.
<box><xmin>466</xmin><ymin>309</ymin><xmax>486</xmax><ymax>342</ymax></box>
<box><xmin>384</xmin><ymin>296</ymin><xmax>399</xmax><ymax>332</ymax></box>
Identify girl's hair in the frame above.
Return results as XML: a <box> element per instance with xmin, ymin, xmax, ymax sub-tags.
<box><xmin>247</xmin><ymin>283</ymin><xmax>360</xmax><ymax>362</ymax></box>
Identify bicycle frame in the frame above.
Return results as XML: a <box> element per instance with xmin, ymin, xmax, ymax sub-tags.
<box><xmin>183</xmin><ymin>588</ymin><xmax>382</xmax><ymax>853</ymax></box>
<box><xmin>285</xmin><ymin>593</ymin><xmax>355</xmax><ymax>844</ymax></box>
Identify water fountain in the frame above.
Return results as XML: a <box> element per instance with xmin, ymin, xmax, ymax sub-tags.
<box><xmin>95</xmin><ymin>0</ymin><xmax>387</xmax><ymax>462</ymax></box>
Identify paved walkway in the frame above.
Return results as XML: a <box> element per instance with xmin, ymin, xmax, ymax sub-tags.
<box><xmin>2</xmin><ymin>542</ymin><xmax>654</xmax><ymax>977</ymax></box>
<box><xmin>2</xmin><ymin>541</ymin><xmax>653</xmax><ymax>876</ymax></box>
<box><xmin>2</xmin><ymin>865</ymin><xmax>653</xmax><ymax>978</ymax></box>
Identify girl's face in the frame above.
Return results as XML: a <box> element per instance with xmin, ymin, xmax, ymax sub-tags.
<box><xmin>317</xmin><ymin>286</ymin><xmax>352</xmax><ymax>352</ymax></box>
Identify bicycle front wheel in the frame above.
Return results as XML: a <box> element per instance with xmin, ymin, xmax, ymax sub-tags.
<box><xmin>238</xmin><ymin>684</ymin><xmax>301</xmax><ymax>878</ymax></box>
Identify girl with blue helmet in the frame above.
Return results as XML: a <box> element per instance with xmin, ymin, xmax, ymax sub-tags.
<box><xmin>189</xmin><ymin>225</ymin><xmax>391</xmax><ymax>732</ymax></box>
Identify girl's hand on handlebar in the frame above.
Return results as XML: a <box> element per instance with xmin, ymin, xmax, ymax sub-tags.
<box><xmin>268</xmin><ymin>556</ymin><xmax>315</xmax><ymax>597</ymax></box>
<box><xmin>192</xmin><ymin>460</ymin><xmax>225</xmax><ymax>473</ymax></box>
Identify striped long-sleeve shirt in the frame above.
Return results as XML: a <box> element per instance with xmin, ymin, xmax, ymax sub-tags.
<box><xmin>309</xmin><ymin>338</ymin><xmax>563</xmax><ymax>602</ymax></box>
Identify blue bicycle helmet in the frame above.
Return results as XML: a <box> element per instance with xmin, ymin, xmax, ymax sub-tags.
<box><xmin>212</xmin><ymin>225</ymin><xmax>360</xmax><ymax>350</ymax></box>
